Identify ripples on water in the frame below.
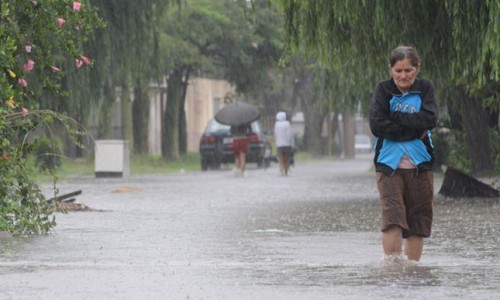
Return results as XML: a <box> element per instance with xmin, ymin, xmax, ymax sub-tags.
<box><xmin>1</xmin><ymin>163</ymin><xmax>499</xmax><ymax>300</ymax></box>
<box><xmin>235</xmin><ymin>192</ymin><xmax>499</xmax><ymax>299</ymax></box>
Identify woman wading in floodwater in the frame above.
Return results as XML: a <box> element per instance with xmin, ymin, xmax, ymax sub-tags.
<box><xmin>369</xmin><ymin>45</ymin><xmax>438</xmax><ymax>261</ymax></box>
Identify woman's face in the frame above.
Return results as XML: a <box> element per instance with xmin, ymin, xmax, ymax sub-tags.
<box><xmin>390</xmin><ymin>59</ymin><xmax>418</xmax><ymax>93</ymax></box>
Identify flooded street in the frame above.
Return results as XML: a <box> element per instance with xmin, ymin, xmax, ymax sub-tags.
<box><xmin>1</xmin><ymin>154</ymin><xmax>499</xmax><ymax>300</ymax></box>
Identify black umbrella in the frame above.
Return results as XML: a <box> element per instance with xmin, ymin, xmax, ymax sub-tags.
<box><xmin>214</xmin><ymin>101</ymin><xmax>260</xmax><ymax>126</ymax></box>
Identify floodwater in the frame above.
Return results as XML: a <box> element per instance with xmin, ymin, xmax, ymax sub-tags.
<box><xmin>1</xmin><ymin>154</ymin><xmax>499</xmax><ymax>300</ymax></box>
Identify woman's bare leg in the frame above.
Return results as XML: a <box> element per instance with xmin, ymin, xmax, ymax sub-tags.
<box><xmin>283</xmin><ymin>151</ymin><xmax>289</xmax><ymax>176</ymax></box>
<box><xmin>382</xmin><ymin>225</ymin><xmax>403</xmax><ymax>256</ymax></box>
<box><xmin>278</xmin><ymin>151</ymin><xmax>285</xmax><ymax>176</ymax></box>
<box><xmin>234</xmin><ymin>153</ymin><xmax>241</xmax><ymax>170</ymax></box>
<box><xmin>239</xmin><ymin>152</ymin><xmax>246</xmax><ymax>174</ymax></box>
<box><xmin>405</xmin><ymin>236</ymin><xmax>424</xmax><ymax>261</ymax></box>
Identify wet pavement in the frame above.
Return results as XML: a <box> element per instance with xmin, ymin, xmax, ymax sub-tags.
<box><xmin>1</xmin><ymin>154</ymin><xmax>499</xmax><ymax>300</ymax></box>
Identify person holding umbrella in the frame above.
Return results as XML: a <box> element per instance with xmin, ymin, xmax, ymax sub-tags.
<box><xmin>214</xmin><ymin>101</ymin><xmax>261</xmax><ymax>177</ymax></box>
<box><xmin>231</xmin><ymin>123</ymin><xmax>251</xmax><ymax>177</ymax></box>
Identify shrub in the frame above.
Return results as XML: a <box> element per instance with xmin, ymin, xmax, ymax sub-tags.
<box><xmin>1</xmin><ymin>1</ymin><xmax>103</xmax><ymax>235</ymax></box>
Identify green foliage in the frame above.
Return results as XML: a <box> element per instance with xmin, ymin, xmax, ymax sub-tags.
<box><xmin>492</xmin><ymin>129</ymin><xmax>500</xmax><ymax>172</ymax></box>
<box><xmin>280</xmin><ymin>0</ymin><xmax>500</xmax><ymax>108</ymax></box>
<box><xmin>0</xmin><ymin>153</ymin><xmax>56</xmax><ymax>234</ymax></box>
<box><xmin>448</xmin><ymin>0</ymin><xmax>500</xmax><ymax>88</ymax></box>
<box><xmin>157</xmin><ymin>0</ymin><xmax>285</xmax><ymax>159</ymax></box>
<box><xmin>33</xmin><ymin>136</ymin><xmax>63</xmax><ymax>173</ymax></box>
<box><xmin>1</xmin><ymin>0</ymin><xmax>103</xmax><ymax>235</ymax></box>
<box><xmin>0</xmin><ymin>110</ymin><xmax>57</xmax><ymax>234</ymax></box>
<box><xmin>160</xmin><ymin>0</ymin><xmax>284</xmax><ymax>96</ymax></box>
<box><xmin>442</xmin><ymin>130</ymin><xmax>471</xmax><ymax>173</ymax></box>
<box><xmin>1</xmin><ymin>109</ymin><xmax>88</xmax><ymax>234</ymax></box>
<box><xmin>279</xmin><ymin>0</ymin><xmax>500</xmax><ymax>173</ymax></box>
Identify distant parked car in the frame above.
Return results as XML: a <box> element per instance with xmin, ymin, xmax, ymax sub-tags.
<box><xmin>199</xmin><ymin>119</ymin><xmax>272</xmax><ymax>170</ymax></box>
<box><xmin>355</xmin><ymin>134</ymin><xmax>373</xmax><ymax>153</ymax></box>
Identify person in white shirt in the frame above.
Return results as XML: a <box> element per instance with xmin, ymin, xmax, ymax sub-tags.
<box><xmin>274</xmin><ymin>111</ymin><xmax>295</xmax><ymax>176</ymax></box>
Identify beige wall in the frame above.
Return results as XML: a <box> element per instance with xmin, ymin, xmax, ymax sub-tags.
<box><xmin>185</xmin><ymin>77</ymin><xmax>235</xmax><ymax>152</ymax></box>
<box><xmin>95</xmin><ymin>77</ymin><xmax>234</xmax><ymax>156</ymax></box>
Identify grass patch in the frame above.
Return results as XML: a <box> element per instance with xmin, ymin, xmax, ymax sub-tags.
<box><xmin>35</xmin><ymin>153</ymin><xmax>202</xmax><ymax>181</ymax></box>
<box><xmin>131</xmin><ymin>153</ymin><xmax>200</xmax><ymax>173</ymax></box>
<box><xmin>292</xmin><ymin>150</ymin><xmax>333</xmax><ymax>162</ymax></box>
<box><xmin>294</xmin><ymin>150</ymin><xmax>314</xmax><ymax>161</ymax></box>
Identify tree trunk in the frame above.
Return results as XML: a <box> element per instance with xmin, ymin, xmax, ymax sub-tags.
<box><xmin>460</xmin><ymin>90</ymin><xmax>494</xmax><ymax>175</ymax></box>
<box><xmin>163</xmin><ymin>70</ymin><xmax>182</xmax><ymax>160</ymax></box>
<box><xmin>326</xmin><ymin>94</ymin><xmax>334</xmax><ymax>156</ymax></box>
<box><xmin>121</xmin><ymin>84</ymin><xmax>133</xmax><ymax>152</ymax></box>
<box><xmin>98</xmin><ymin>80</ymin><xmax>114</xmax><ymax>139</ymax></box>
<box><xmin>301</xmin><ymin>103</ymin><xmax>323</xmax><ymax>155</ymax></box>
<box><xmin>132</xmin><ymin>81</ymin><xmax>149</xmax><ymax>154</ymax></box>
<box><xmin>342</xmin><ymin>109</ymin><xmax>356</xmax><ymax>159</ymax></box>
<box><xmin>178</xmin><ymin>70</ymin><xmax>190</xmax><ymax>156</ymax></box>
<box><xmin>178</xmin><ymin>101</ymin><xmax>187</xmax><ymax>156</ymax></box>
<box><xmin>331</xmin><ymin>111</ymin><xmax>340</xmax><ymax>156</ymax></box>
<box><xmin>299</xmin><ymin>68</ymin><xmax>324</xmax><ymax>155</ymax></box>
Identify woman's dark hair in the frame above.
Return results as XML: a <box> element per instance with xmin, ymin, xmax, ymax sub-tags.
<box><xmin>389</xmin><ymin>46</ymin><xmax>420</xmax><ymax>68</ymax></box>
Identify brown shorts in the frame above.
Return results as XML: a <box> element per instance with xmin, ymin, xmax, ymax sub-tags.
<box><xmin>376</xmin><ymin>169</ymin><xmax>434</xmax><ymax>238</ymax></box>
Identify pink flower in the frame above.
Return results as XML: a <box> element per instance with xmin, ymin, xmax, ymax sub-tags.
<box><xmin>51</xmin><ymin>66</ymin><xmax>61</xmax><ymax>73</ymax></box>
<box><xmin>57</xmin><ymin>18</ymin><xmax>66</xmax><ymax>28</ymax></box>
<box><xmin>2</xmin><ymin>153</ymin><xmax>8</xmax><ymax>160</ymax></box>
<box><xmin>31</xmin><ymin>1</ymin><xmax>37</xmax><ymax>5</ymax></box>
<box><xmin>81</xmin><ymin>55</ymin><xmax>91</xmax><ymax>65</ymax></box>
<box><xmin>23</xmin><ymin>59</ymin><xmax>35</xmax><ymax>72</ymax></box>
<box><xmin>73</xmin><ymin>2</ymin><xmax>82</xmax><ymax>11</ymax></box>
<box><xmin>75</xmin><ymin>59</ymin><xmax>83</xmax><ymax>69</ymax></box>
<box><xmin>21</xmin><ymin>107</ymin><xmax>29</xmax><ymax>117</ymax></box>
<box><xmin>18</xmin><ymin>78</ymin><xmax>28</xmax><ymax>87</ymax></box>
<box><xmin>25</xmin><ymin>45</ymin><xmax>33</xmax><ymax>53</ymax></box>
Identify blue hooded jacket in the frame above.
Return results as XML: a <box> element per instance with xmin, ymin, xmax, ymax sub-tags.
<box><xmin>369</xmin><ymin>78</ymin><xmax>438</xmax><ymax>176</ymax></box>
